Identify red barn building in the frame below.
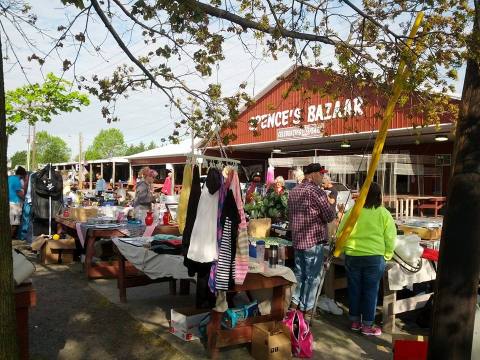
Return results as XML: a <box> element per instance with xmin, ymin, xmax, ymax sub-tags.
<box><xmin>214</xmin><ymin>66</ymin><xmax>455</xmax><ymax>204</ymax></box>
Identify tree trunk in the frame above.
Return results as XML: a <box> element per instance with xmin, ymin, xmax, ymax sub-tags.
<box><xmin>428</xmin><ymin>4</ymin><xmax>480</xmax><ymax>359</ymax></box>
<box><xmin>0</xmin><ymin>37</ymin><xmax>20</xmax><ymax>358</ymax></box>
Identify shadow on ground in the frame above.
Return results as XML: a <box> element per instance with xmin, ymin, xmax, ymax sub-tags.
<box><xmin>26</xmin><ymin>257</ymin><xmax>406</xmax><ymax>360</ymax></box>
<box><xmin>29</xmin><ymin>264</ymin><xmax>185</xmax><ymax>360</ymax></box>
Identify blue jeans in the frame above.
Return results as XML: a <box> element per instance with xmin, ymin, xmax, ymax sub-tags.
<box><xmin>292</xmin><ymin>244</ymin><xmax>324</xmax><ymax>311</ymax></box>
<box><xmin>345</xmin><ymin>255</ymin><xmax>385</xmax><ymax>326</ymax></box>
<box><xmin>18</xmin><ymin>202</ymin><xmax>33</xmax><ymax>244</ymax></box>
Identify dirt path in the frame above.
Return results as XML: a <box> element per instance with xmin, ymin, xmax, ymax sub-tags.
<box><xmin>29</xmin><ymin>263</ymin><xmax>187</xmax><ymax>360</ymax></box>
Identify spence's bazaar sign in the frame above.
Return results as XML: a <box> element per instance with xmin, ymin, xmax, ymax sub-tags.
<box><xmin>248</xmin><ymin>96</ymin><xmax>364</xmax><ymax>135</ymax></box>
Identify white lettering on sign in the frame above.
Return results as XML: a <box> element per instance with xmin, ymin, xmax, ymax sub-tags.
<box><xmin>249</xmin><ymin>96</ymin><xmax>364</xmax><ymax>131</ymax></box>
<box><xmin>277</xmin><ymin>125</ymin><xmax>324</xmax><ymax>140</ymax></box>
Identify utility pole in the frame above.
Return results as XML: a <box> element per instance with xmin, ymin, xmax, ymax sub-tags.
<box><xmin>26</xmin><ymin>125</ymin><xmax>31</xmax><ymax>171</ymax></box>
<box><xmin>78</xmin><ymin>132</ymin><xmax>84</xmax><ymax>190</ymax></box>
<box><xmin>30</xmin><ymin>125</ymin><xmax>36</xmax><ymax>170</ymax></box>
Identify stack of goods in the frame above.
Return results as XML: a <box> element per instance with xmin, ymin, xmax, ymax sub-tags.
<box><xmin>150</xmin><ymin>234</ymin><xmax>182</xmax><ymax>255</ymax></box>
<box><xmin>397</xmin><ymin>217</ymin><xmax>442</xmax><ymax>241</ymax></box>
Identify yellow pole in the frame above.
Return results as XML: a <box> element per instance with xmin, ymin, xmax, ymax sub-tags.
<box><xmin>334</xmin><ymin>12</ymin><xmax>424</xmax><ymax>257</ymax></box>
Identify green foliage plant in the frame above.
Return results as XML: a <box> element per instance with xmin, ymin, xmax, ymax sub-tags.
<box><xmin>244</xmin><ymin>189</ymin><xmax>288</xmax><ymax>222</ymax></box>
<box><xmin>6</xmin><ymin>73</ymin><xmax>89</xmax><ymax>135</ymax></box>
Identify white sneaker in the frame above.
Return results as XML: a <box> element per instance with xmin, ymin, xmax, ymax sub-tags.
<box><xmin>317</xmin><ymin>296</ymin><xmax>343</xmax><ymax>315</ymax></box>
<box><xmin>317</xmin><ymin>296</ymin><xmax>331</xmax><ymax>313</ymax></box>
<box><xmin>326</xmin><ymin>297</ymin><xmax>343</xmax><ymax>316</ymax></box>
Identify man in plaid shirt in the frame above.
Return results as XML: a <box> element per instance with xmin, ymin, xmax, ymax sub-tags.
<box><xmin>288</xmin><ymin>163</ymin><xmax>336</xmax><ymax>313</ymax></box>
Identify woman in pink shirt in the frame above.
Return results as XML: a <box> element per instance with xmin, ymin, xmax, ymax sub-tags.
<box><xmin>161</xmin><ymin>170</ymin><xmax>172</xmax><ymax>195</ymax></box>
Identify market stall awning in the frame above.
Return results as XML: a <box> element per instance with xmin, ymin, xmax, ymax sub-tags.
<box><xmin>125</xmin><ymin>139</ymin><xmax>201</xmax><ymax>166</ymax></box>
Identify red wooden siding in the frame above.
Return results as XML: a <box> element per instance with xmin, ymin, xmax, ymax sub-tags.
<box><xmin>223</xmin><ymin>68</ymin><xmax>452</xmax><ymax>146</ymax></box>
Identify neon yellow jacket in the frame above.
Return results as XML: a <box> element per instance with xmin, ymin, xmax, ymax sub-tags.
<box><xmin>337</xmin><ymin>206</ymin><xmax>397</xmax><ymax>260</ymax></box>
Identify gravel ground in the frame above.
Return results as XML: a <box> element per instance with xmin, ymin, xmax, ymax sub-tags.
<box><xmin>15</xmin><ymin>239</ymin><xmax>395</xmax><ymax>360</ymax></box>
<box><xmin>28</xmin><ymin>262</ymin><xmax>187</xmax><ymax>360</ymax></box>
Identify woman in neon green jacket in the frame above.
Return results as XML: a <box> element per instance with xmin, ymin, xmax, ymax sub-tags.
<box><xmin>337</xmin><ymin>182</ymin><xmax>396</xmax><ymax>336</ymax></box>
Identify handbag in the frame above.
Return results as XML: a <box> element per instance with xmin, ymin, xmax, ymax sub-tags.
<box><xmin>221</xmin><ymin>301</ymin><xmax>259</xmax><ymax>329</ymax></box>
<box><xmin>282</xmin><ymin>309</ymin><xmax>314</xmax><ymax>358</ymax></box>
<box><xmin>393</xmin><ymin>234</ymin><xmax>424</xmax><ymax>273</ymax></box>
<box><xmin>12</xmin><ymin>249</ymin><xmax>36</xmax><ymax>285</ymax></box>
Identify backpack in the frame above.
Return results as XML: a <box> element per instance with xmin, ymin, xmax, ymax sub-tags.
<box><xmin>282</xmin><ymin>309</ymin><xmax>313</xmax><ymax>358</ymax></box>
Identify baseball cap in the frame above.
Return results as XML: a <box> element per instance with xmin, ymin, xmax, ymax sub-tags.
<box><xmin>304</xmin><ymin>163</ymin><xmax>328</xmax><ymax>175</ymax></box>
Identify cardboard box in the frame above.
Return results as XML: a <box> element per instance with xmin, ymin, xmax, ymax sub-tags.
<box><xmin>251</xmin><ymin>321</ymin><xmax>292</xmax><ymax>360</ymax></box>
<box><xmin>68</xmin><ymin>207</ymin><xmax>98</xmax><ymax>222</ymax></box>
<box><xmin>32</xmin><ymin>235</ymin><xmax>76</xmax><ymax>264</ymax></box>
<box><xmin>398</xmin><ymin>225</ymin><xmax>442</xmax><ymax>240</ymax></box>
<box><xmin>169</xmin><ymin>307</ymin><xmax>210</xmax><ymax>341</ymax></box>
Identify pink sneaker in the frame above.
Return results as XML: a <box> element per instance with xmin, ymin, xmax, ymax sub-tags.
<box><xmin>361</xmin><ymin>325</ymin><xmax>382</xmax><ymax>336</ymax></box>
<box><xmin>350</xmin><ymin>321</ymin><xmax>362</xmax><ymax>331</ymax></box>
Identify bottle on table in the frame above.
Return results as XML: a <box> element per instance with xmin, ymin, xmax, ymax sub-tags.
<box><xmin>269</xmin><ymin>245</ymin><xmax>278</xmax><ymax>269</ymax></box>
<box><xmin>256</xmin><ymin>240</ymin><xmax>265</xmax><ymax>268</ymax></box>
<box><xmin>278</xmin><ymin>244</ymin><xmax>286</xmax><ymax>266</ymax></box>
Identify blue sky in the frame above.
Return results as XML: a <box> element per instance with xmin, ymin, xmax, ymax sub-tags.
<box><xmin>5</xmin><ymin>0</ymin><xmax>465</xmax><ymax>158</ymax></box>
<box><xmin>5</xmin><ymin>0</ymin><xmax>297</xmax><ymax>157</ymax></box>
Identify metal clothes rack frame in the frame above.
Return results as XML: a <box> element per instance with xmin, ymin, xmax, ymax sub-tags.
<box><xmin>187</xmin><ymin>154</ymin><xmax>241</xmax><ymax>167</ymax></box>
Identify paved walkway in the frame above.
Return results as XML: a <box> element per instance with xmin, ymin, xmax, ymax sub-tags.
<box><xmin>26</xmin><ymin>257</ymin><xmax>395</xmax><ymax>359</ymax></box>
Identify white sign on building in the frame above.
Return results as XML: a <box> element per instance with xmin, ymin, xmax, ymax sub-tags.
<box><xmin>277</xmin><ymin>125</ymin><xmax>324</xmax><ymax>140</ymax></box>
<box><xmin>248</xmin><ymin>96</ymin><xmax>364</xmax><ymax>132</ymax></box>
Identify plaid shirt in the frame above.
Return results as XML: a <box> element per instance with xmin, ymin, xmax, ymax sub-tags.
<box><xmin>288</xmin><ymin>180</ymin><xmax>336</xmax><ymax>250</ymax></box>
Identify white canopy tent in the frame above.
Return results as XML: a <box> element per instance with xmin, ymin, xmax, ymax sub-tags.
<box><xmin>269</xmin><ymin>153</ymin><xmax>441</xmax><ymax>199</ymax></box>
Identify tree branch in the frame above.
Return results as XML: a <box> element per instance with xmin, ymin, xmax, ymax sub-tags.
<box><xmin>110</xmin><ymin>0</ymin><xmax>195</xmax><ymax>62</ymax></box>
<box><xmin>90</xmin><ymin>0</ymin><xmax>192</xmax><ymax>119</ymax></box>
<box><xmin>179</xmin><ymin>0</ymin><xmax>335</xmax><ymax>45</ymax></box>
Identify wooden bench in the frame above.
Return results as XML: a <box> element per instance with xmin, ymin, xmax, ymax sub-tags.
<box><xmin>417</xmin><ymin>197</ymin><xmax>446</xmax><ymax>217</ymax></box>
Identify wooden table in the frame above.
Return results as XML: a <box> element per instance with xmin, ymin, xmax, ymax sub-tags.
<box><xmin>417</xmin><ymin>196</ymin><xmax>446</xmax><ymax>217</ymax></box>
<box><xmin>57</xmin><ymin>216</ymin><xmax>129</xmax><ymax>279</ymax></box>
<box><xmin>207</xmin><ymin>273</ymin><xmax>291</xmax><ymax>359</ymax></box>
<box><xmin>15</xmin><ymin>282</ymin><xmax>36</xmax><ymax>360</ymax></box>
<box><xmin>115</xmin><ymin>246</ymin><xmax>191</xmax><ymax>303</ymax></box>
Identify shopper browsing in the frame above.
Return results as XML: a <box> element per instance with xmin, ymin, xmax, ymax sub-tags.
<box><xmin>95</xmin><ymin>172</ymin><xmax>107</xmax><ymax>195</ymax></box>
<box><xmin>133</xmin><ymin>167</ymin><xmax>157</xmax><ymax>211</ymax></box>
<box><xmin>288</xmin><ymin>163</ymin><xmax>336</xmax><ymax>314</ymax></box>
<box><xmin>8</xmin><ymin>166</ymin><xmax>27</xmax><ymax>239</ymax></box>
<box><xmin>161</xmin><ymin>169</ymin><xmax>173</xmax><ymax>195</ymax></box>
<box><xmin>337</xmin><ymin>182</ymin><xmax>396</xmax><ymax>336</ymax></box>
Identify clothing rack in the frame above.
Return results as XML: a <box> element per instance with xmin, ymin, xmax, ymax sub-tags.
<box><xmin>188</xmin><ymin>154</ymin><xmax>240</xmax><ymax>165</ymax></box>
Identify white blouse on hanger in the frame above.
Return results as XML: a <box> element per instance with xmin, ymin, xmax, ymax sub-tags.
<box><xmin>187</xmin><ymin>185</ymin><xmax>219</xmax><ymax>263</ymax></box>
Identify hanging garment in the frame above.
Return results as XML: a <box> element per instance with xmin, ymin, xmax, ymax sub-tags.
<box><xmin>161</xmin><ymin>175</ymin><xmax>172</xmax><ymax>195</ymax></box>
<box><xmin>182</xmin><ymin>165</ymin><xmax>201</xmax><ymax>266</ymax></box>
<box><xmin>196</xmin><ymin>263</ymin><xmax>217</xmax><ymax>309</ymax></box>
<box><xmin>230</xmin><ymin>171</ymin><xmax>249</xmax><ymax>285</ymax></box>
<box><xmin>18</xmin><ymin>173</ymin><xmax>33</xmax><ymax>242</ymax></box>
<box><xmin>208</xmin><ymin>174</ymin><xmax>228</xmax><ymax>292</ymax></box>
<box><xmin>266</xmin><ymin>166</ymin><xmax>275</xmax><ymax>185</ymax></box>
<box><xmin>187</xmin><ymin>168</ymin><xmax>221</xmax><ymax>263</ymax></box>
<box><xmin>215</xmin><ymin>190</ymin><xmax>239</xmax><ymax>291</ymax></box>
<box><xmin>31</xmin><ymin>165</ymin><xmax>63</xmax><ymax>220</ymax></box>
<box><xmin>177</xmin><ymin>164</ymin><xmax>192</xmax><ymax>234</ymax></box>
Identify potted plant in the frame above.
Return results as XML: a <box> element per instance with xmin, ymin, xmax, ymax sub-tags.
<box><xmin>244</xmin><ymin>191</ymin><xmax>288</xmax><ymax>237</ymax></box>
<box><xmin>263</xmin><ymin>190</ymin><xmax>288</xmax><ymax>223</ymax></box>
